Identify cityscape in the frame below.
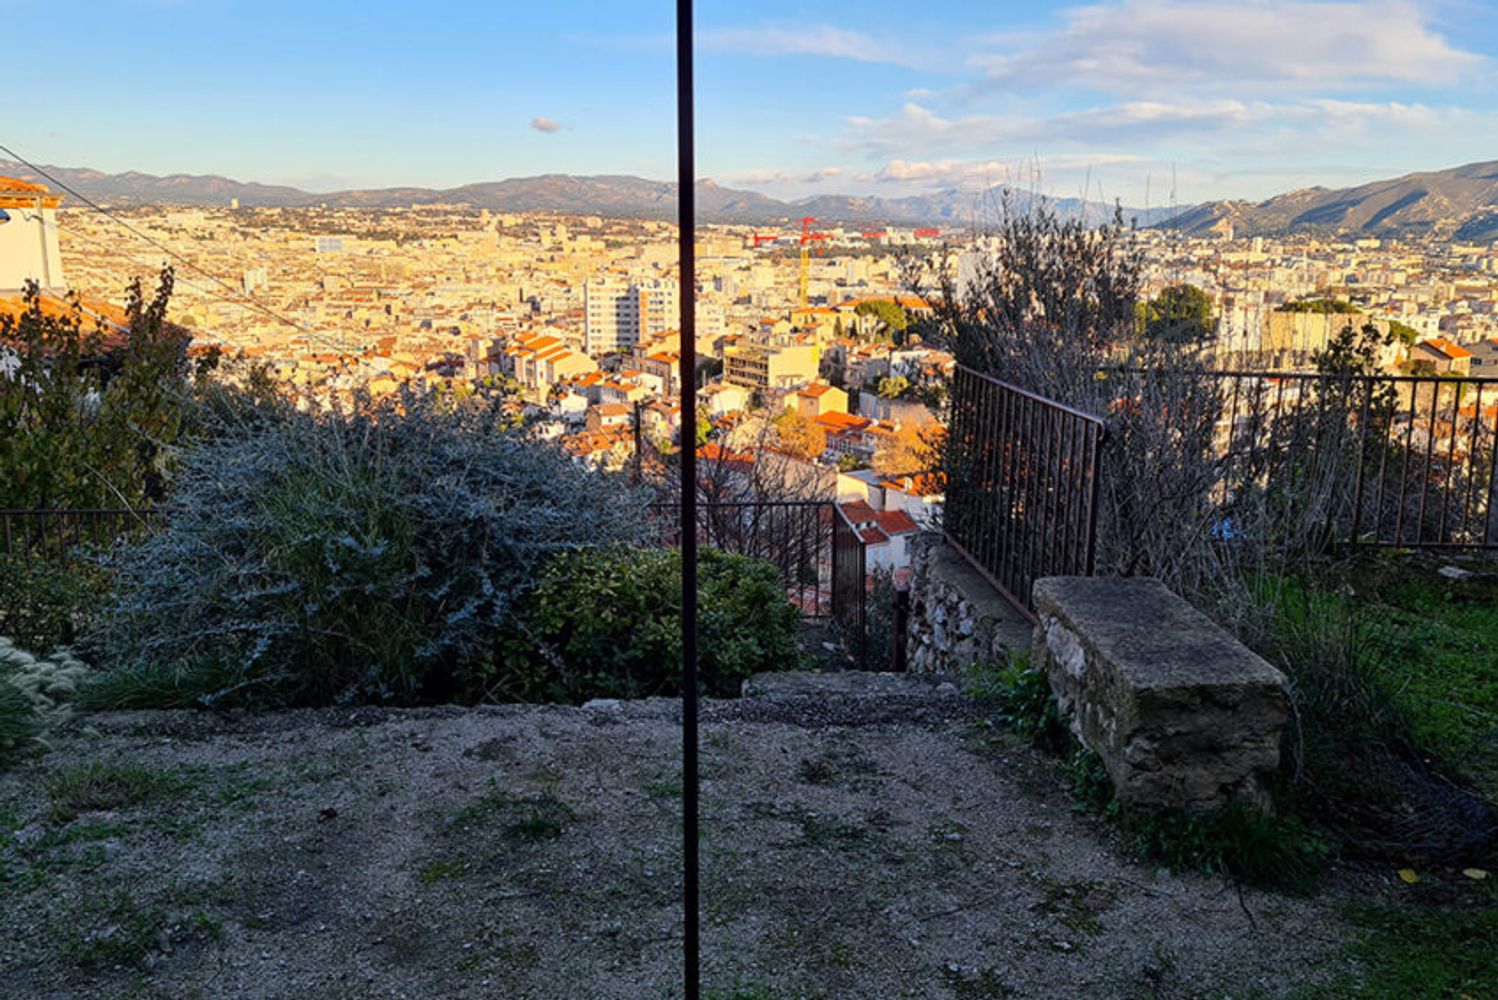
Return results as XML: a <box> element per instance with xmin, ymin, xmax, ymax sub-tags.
<box><xmin>3</xmin><ymin>0</ymin><xmax>1498</xmax><ymax>996</ymax></box>
<box><xmin>7</xmin><ymin>160</ymin><xmax>1498</xmax><ymax>577</ymax></box>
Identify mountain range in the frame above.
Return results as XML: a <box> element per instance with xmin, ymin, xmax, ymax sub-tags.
<box><xmin>0</xmin><ymin>160</ymin><xmax>1177</xmax><ymax>228</ymax></box>
<box><xmin>7</xmin><ymin>159</ymin><xmax>1498</xmax><ymax>237</ymax></box>
<box><xmin>1154</xmin><ymin>160</ymin><xmax>1498</xmax><ymax>241</ymax></box>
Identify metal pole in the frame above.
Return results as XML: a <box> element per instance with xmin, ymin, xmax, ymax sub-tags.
<box><xmin>675</xmin><ymin>1</ymin><xmax>700</xmax><ymax>997</ymax></box>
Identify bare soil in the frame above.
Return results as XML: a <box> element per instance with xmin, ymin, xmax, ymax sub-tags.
<box><xmin>0</xmin><ymin>679</ymin><xmax>1356</xmax><ymax>999</ymax></box>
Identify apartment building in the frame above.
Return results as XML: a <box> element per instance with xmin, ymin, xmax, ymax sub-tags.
<box><xmin>723</xmin><ymin>339</ymin><xmax>820</xmax><ymax>393</ymax></box>
<box><xmin>583</xmin><ymin>278</ymin><xmax>679</xmax><ymax>355</ymax></box>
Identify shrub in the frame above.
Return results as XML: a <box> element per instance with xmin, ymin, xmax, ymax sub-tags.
<box><xmin>476</xmin><ymin>545</ymin><xmax>802</xmax><ymax>703</ymax></box>
<box><xmin>0</xmin><ymin>557</ymin><xmax>106</xmax><ymax>653</ymax></box>
<box><xmin>88</xmin><ymin>388</ymin><xmax>649</xmax><ymax>707</ymax></box>
<box><xmin>0</xmin><ymin>270</ymin><xmax>207</xmax><ymax>510</ymax></box>
<box><xmin>967</xmin><ymin>652</ymin><xmax>1067</xmax><ymax>751</ymax></box>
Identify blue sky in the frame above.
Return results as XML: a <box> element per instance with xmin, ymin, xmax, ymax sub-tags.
<box><xmin>6</xmin><ymin>0</ymin><xmax>1497</xmax><ymax>206</ymax></box>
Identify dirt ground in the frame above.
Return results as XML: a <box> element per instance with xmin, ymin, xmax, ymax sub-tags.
<box><xmin>0</xmin><ymin>675</ymin><xmax>1358</xmax><ymax>999</ymax></box>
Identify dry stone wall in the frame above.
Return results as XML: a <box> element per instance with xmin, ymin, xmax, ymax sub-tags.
<box><xmin>904</xmin><ymin>534</ymin><xmax>1033</xmax><ymax>674</ymax></box>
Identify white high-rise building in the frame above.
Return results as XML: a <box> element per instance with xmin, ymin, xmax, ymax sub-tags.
<box><xmin>584</xmin><ymin>278</ymin><xmax>679</xmax><ymax>355</ymax></box>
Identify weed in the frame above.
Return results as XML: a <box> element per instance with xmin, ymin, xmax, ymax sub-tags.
<box><xmin>417</xmin><ymin>858</ymin><xmax>469</xmax><ymax>883</ymax></box>
<box><xmin>705</xmin><ymin>983</ymin><xmax>779</xmax><ymax>1000</ymax></box>
<box><xmin>927</xmin><ymin>819</ymin><xmax>970</xmax><ymax>853</ymax></box>
<box><xmin>794</xmin><ymin>812</ymin><xmax>866</xmax><ymax>849</ymax></box>
<box><xmin>795</xmin><ymin>757</ymin><xmax>836</xmax><ymax>785</ymax></box>
<box><xmin>644</xmin><ymin>778</ymin><xmax>682</xmax><ymax>800</ymax></box>
<box><xmin>939</xmin><ymin>965</ymin><xmax>1013</xmax><ymax>998</ymax></box>
<box><xmin>1033</xmin><ymin>878</ymin><xmax>1115</xmax><ymax>936</ymax></box>
<box><xmin>450</xmin><ymin>785</ymin><xmax>574</xmax><ymax>843</ymax></box>
<box><xmin>1067</xmin><ymin>748</ymin><xmax>1329</xmax><ymax>892</ymax></box>
<box><xmin>44</xmin><ymin>762</ymin><xmax>187</xmax><ymax>823</ymax></box>
<box><xmin>57</xmin><ymin>889</ymin><xmax>220</xmax><ymax>970</ymax></box>
<box><xmin>968</xmin><ymin>652</ymin><xmax>1067</xmax><ymax>751</ymax></box>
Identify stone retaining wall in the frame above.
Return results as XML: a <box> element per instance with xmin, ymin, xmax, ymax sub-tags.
<box><xmin>904</xmin><ymin>534</ymin><xmax>1033</xmax><ymax>675</ymax></box>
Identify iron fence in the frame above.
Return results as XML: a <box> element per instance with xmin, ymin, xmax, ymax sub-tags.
<box><xmin>831</xmin><ymin>503</ymin><xmax>869</xmax><ymax>668</ymax></box>
<box><xmin>0</xmin><ymin>508</ymin><xmax>164</xmax><ymax>563</ymax></box>
<box><xmin>943</xmin><ymin>365</ymin><xmax>1108</xmax><ymax>620</ymax></box>
<box><xmin>1202</xmin><ymin>370</ymin><xmax>1498</xmax><ymax>549</ymax></box>
<box><xmin>645</xmin><ymin>500</ymin><xmax>857</xmax><ymax>623</ymax></box>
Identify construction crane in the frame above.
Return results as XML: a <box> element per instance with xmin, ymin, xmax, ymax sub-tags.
<box><xmin>798</xmin><ymin>215</ymin><xmax>831</xmax><ymax>308</ymax></box>
<box><xmin>749</xmin><ymin>231</ymin><xmax>779</xmax><ymax>248</ymax></box>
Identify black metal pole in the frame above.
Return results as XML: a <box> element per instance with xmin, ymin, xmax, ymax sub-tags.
<box><xmin>675</xmin><ymin>1</ymin><xmax>700</xmax><ymax>997</ymax></box>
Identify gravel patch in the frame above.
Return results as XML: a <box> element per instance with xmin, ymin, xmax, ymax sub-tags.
<box><xmin>0</xmin><ymin>682</ymin><xmax>1354</xmax><ymax>999</ymax></box>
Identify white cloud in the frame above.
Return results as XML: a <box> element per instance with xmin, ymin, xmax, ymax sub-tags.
<box><xmin>839</xmin><ymin>96</ymin><xmax>1469</xmax><ymax>159</ymax></box>
<box><xmin>843</xmin><ymin>100</ymin><xmax>1270</xmax><ymax>155</ymax></box>
<box><xmin>969</xmin><ymin>0</ymin><xmax>1483</xmax><ymax>96</ymax></box>
<box><xmin>697</xmin><ymin>23</ymin><xmax>926</xmax><ymax>68</ymax></box>
<box><xmin>530</xmin><ymin>117</ymin><xmax>563</xmax><ymax>134</ymax></box>
<box><xmin>875</xmin><ymin>155</ymin><xmax>1140</xmax><ymax>188</ymax></box>
<box><xmin>725</xmin><ymin>165</ymin><xmax>852</xmax><ymax>186</ymax></box>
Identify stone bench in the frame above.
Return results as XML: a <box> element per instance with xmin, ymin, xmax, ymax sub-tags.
<box><xmin>1031</xmin><ymin>576</ymin><xmax>1289</xmax><ymax>814</ymax></box>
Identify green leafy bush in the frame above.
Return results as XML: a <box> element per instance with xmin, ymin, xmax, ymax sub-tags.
<box><xmin>967</xmin><ymin>653</ymin><xmax>1067</xmax><ymax>751</ymax></box>
<box><xmin>476</xmin><ymin>546</ymin><xmax>802</xmax><ymax>703</ymax></box>
<box><xmin>0</xmin><ymin>271</ymin><xmax>207</xmax><ymax>510</ymax></box>
<box><xmin>88</xmin><ymin>388</ymin><xmax>649</xmax><ymax>707</ymax></box>
<box><xmin>0</xmin><ymin>557</ymin><xmax>106</xmax><ymax>653</ymax></box>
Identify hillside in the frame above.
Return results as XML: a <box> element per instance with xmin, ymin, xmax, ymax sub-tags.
<box><xmin>1156</xmin><ymin>160</ymin><xmax>1498</xmax><ymax>239</ymax></box>
<box><xmin>0</xmin><ymin>159</ymin><xmax>1172</xmax><ymax>227</ymax></box>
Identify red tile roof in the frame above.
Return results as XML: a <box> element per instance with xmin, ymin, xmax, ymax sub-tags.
<box><xmin>1420</xmin><ymin>337</ymin><xmax>1473</xmax><ymax>360</ymax></box>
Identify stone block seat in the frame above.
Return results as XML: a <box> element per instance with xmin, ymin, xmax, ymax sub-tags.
<box><xmin>1031</xmin><ymin>576</ymin><xmax>1290</xmax><ymax>814</ymax></box>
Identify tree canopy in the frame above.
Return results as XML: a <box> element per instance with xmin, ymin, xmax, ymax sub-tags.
<box><xmin>853</xmin><ymin>300</ymin><xmax>909</xmax><ymax>342</ymax></box>
<box><xmin>1277</xmin><ymin>298</ymin><xmax>1360</xmax><ymax>315</ymax></box>
<box><xmin>0</xmin><ymin>270</ymin><xmax>207</xmax><ymax>509</ymax></box>
<box><xmin>771</xmin><ymin>408</ymin><xmax>826</xmax><ymax>460</ymax></box>
<box><xmin>1143</xmin><ymin>284</ymin><xmax>1213</xmax><ymax>344</ymax></box>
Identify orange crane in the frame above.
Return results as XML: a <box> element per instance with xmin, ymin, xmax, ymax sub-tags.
<box><xmin>798</xmin><ymin>215</ymin><xmax>831</xmax><ymax>308</ymax></box>
<box><xmin>749</xmin><ymin>231</ymin><xmax>779</xmax><ymax>248</ymax></box>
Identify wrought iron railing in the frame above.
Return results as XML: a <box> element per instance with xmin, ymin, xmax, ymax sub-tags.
<box><xmin>831</xmin><ymin>503</ymin><xmax>869</xmax><ymax>668</ymax></box>
<box><xmin>1200</xmin><ymin>370</ymin><xmax>1498</xmax><ymax>549</ymax></box>
<box><xmin>943</xmin><ymin>365</ymin><xmax>1107</xmax><ymax>620</ymax></box>
<box><xmin>646</xmin><ymin>500</ymin><xmax>853</xmax><ymax>622</ymax></box>
<box><xmin>0</xmin><ymin>508</ymin><xmax>165</xmax><ymax>563</ymax></box>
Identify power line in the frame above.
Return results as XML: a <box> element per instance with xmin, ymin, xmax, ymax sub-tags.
<box><xmin>1</xmin><ymin>142</ymin><xmax>364</xmax><ymax>358</ymax></box>
<box><xmin>41</xmin><ymin>209</ymin><xmax>401</xmax><ymax>377</ymax></box>
<box><xmin>26</xmin><ymin>210</ymin><xmax>260</xmax><ymax>318</ymax></box>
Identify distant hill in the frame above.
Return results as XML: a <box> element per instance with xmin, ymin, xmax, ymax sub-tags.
<box><xmin>0</xmin><ymin>160</ymin><xmax>1175</xmax><ymax>228</ymax></box>
<box><xmin>1155</xmin><ymin>160</ymin><xmax>1498</xmax><ymax>240</ymax></box>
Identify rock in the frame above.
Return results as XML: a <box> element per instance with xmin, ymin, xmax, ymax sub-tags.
<box><xmin>582</xmin><ymin>699</ymin><xmax>622</xmax><ymax>712</ymax></box>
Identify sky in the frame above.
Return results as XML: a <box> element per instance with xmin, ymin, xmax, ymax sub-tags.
<box><xmin>5</xmin><ymin>0</ymin><xmax>1498</xmax><ymax>207</ymax></box>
